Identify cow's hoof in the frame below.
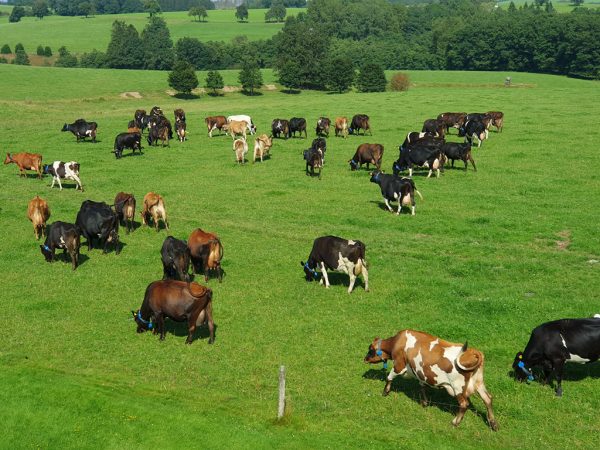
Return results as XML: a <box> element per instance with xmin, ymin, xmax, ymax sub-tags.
<box><xmin>208</xmin><ymin>338</ymin><xmax>215</xmax><ymax>345</ymax></box>
<box><xmin>555</xmin><ymin>388</ymin><xmax>563</xmax><ymax>397</ymax></box>
<box><xmin>489</xmin><ymin>420</ymin><xmax>499</xmax><ymax>432</ymax></box>
<box><xmin>382</xmin><ymin>390</ymin><xmax>389</xmax><ymax>397</ymax></box>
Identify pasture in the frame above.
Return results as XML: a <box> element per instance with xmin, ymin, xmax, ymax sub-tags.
<box><xmin>1</xmin><ymin>64</ymin><xmax>599</xmax><ymax>448</ymax></box>
<box><xmin>0</xmin><ymin>8</ymin><xmax>301</xmax><ymax>55</ymax></box>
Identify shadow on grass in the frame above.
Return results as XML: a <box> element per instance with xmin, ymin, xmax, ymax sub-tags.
<box><xmin>207</xmin><ymin>92</ymin><xmax>224</xmax><ymax>97</ymax></box>
<box><xmin>305</xmin><ymin>272</ymin><xmax>366</xmax><ymax>290</ymax></box>
<box><xmin>162</xmin><ymin>321</ymin><xmax>218</xmax><ymax>343</ymax></box>
<box><xmin>173</xmin><ymin>93</ymin><xmax>200</xmax><ymax>100</ymax></box>
<box><xmin>240</xmin><ymin>90</ymin><xmax>263</xmax><ymax>97</ymax></box>
<box><xmin>82</xmin><ymin>240</ymin><xmax>126</xmax><ymax>255</ymax></box>
<box><xmin>47</xmin><ymin>251</ymin><xmax>90</xmax><ymax>268</ymax></box>
<box><xmin>281</xmin><ymin>89</ymin><xmax>301</xmax><ymax>95</ymax></box>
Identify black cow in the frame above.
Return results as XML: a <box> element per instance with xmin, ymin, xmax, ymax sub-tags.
<box><xmin>422</xmin><ymin>119</ymin><xmax>446</xmax><ymax>138</ymax></box>
<box><xmin>393</xmin><ymin>144</ymin><xmax>444</xmax><ymax>178</ymax></box>
<box><xmin>61</xmin><ymin>119</ymin><xmax>97</xmax><ymax>143</ymax></box>
<box><xmin>349</xmin><ymin>114</ymin><xmax>371</xmax><ymax>135</ymax></box>
<box><xmin>369</xmin><ymin>170</ymin><xmax>422</xmax><ymax>216</ymax></box>
<box><xmin>315</xmin><ymin>117</ymin><xmax>331</xmax><ymax>137</ymax></box>
<box><xmin>161</xmin><ymin>236</ymin><xmax>191</xmax><ymax>282</ymax></box>
<box><xmin>303</xmin><ymin>147</ymin><xmax>323</xmax><ymax>179</ymax></box>
<box><xmin>271</xmin><ymin>119</ymin><xmax>290</xmax><ymax>139</ymax></box>
<box><xmin>513</xmin><ymin>316</ymin><xmax>600</xmax><ymax>397</ymax></box>
<box><xmin>134</xmin><ymin>110</ymin><xmax>148</xmax><ymax>132</ymax></box>
<box><xmin>113</xmin><ymin>132</ymin><xmax>143</xmax><ymax>159</ymax></box>
<box><xmin>75</xmin><ymin>200</ymin><xmax>120</xmax><ymax>254</ymax></box>
<box><xmin>40</xmin><ymin>221</ymin><xmax>81</xmax><ymax>270</ymax></box>
<box><xmin>301</xmin><ymin>236</ymin><xmax>369</xmax><ymax>293</ymax></box>
<box><xmin>311</xmin><ymin>138</ymin><xmax>327</xmax><ymax>163</ymax></box>
<box><xmin>441</xmin><ymin>142</ymin><xmax>476</xmax><ymax>171</ymax></box>
<box><xmin>459</xmin><ymin>120</ymin><xmax>488</xmax><ymax>147</ymax></box>
<box><xmin>289</xmin><ymin>117</ymin><xmax>307</xmax><ymax>138</ymax></box>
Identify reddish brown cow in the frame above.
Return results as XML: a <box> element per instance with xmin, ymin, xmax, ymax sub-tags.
<box><xmin>4</xmin><ymin>152</ymin><xmax>43</xmax><ymax>179</ymax></box>
<box><xmin>486</xmin><ymin>111</ymin><xmax>504</xmax><ymax>133</ymax></box>
<box><xmin>349</xmin><ymin>144</ymin><xmax>384</xmax><ymax>171</ymax></box>
<box><xmin>133</xmin><ymin>280</ymin><xmax>214</xmax><ymax>344</ymax></box>
<box><xmin>114</xmin><ymin>192</ymin><xmax>136</xmax><ymax>234</ymax></box>
<box><xmin>437</xmin><ymin>112</ymin><xmax>467</xmax><ymax>133</ymax></box>
<box><xmin>141</xmin><ymin>192</ymin><xmax>169</xmax><ymax>231</ymax></box>
<box><xmin>27</xmin><ymin>195</ymin><xmax>50</xmax><ymax>240</ymax></box>
<box><xmin>364</xmin><ymin>330</ymin><xmax>498</xmax><ymax>431</ymax></box>
<box><xmin>205</xmin><ymin>115</ymin><xmax>227</xmax><ymax>137</ymax></box>
<box><xmin>188</xmin><ymin>228</ymin><xmax>223</xmax><ymax>282</ymax></box>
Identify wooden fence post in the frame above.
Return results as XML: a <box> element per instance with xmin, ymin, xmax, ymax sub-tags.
<box><xmin>278</xmin><ymin>365</ymin><xmax>286</xmax><ymax>420</ymax></box>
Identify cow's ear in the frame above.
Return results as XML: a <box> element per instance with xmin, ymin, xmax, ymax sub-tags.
<box><xmin>300</xmin><ymin>261</ymin><xmax>305</xmax><ymax>267</ymax></box>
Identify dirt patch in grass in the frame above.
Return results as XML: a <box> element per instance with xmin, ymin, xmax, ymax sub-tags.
<box><xmin>264</xmin><ymin>84</ymin><xmax>277</xmax><ymax>91</ymax></box>
<box><xmin>222</xmin><ymin>85</ymin><xmax>241</xmax><ymax>93</ymax></box>
<box><xmin>555</xmin><ymin>230</ymin><xmax>571</xmax><ymax>250</ymax></box>
<box><xmin>120</xmin><ymin>91</ymin><xmax>142</xmax><ymax>99</ymax></box>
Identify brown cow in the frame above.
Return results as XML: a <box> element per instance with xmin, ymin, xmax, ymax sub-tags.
<box><xmin>141</xmin><ymin>192</ymin><xmax>169</xmax><ymax>231</ymax></box>
<box><xmin>176</xmin><ymin>121</ymin><xmax>186</xmax><ymax>142</ymax></box>
<box><xmin>205</xmin><ymin>115</ymin><xmax>228</xmax><ymax>137</ymax></box>
<box><xmin>114</xmin><ymin>192</ymin><xmax>136</xmax><ymax>234</ymax></box>
<box><xmin>174</xmin><ymin>108</ymin><xmax>186</xmax><ymax>124</ymax></box>
<box><xmin>365</xmin><ymin>330</ymin><xmax>498</xmax><ymax>431</ymax></box>
<box><xmin>349</xmin><ymin>144</ymin><xmax>384</xmax><ymax>171</ymax></box>
<box><xmin>422</xmin><ymin>119</ymin><xmax>446</xmax><ymax>138</ymax></box>
<box><xmin>226</xmin><ymin>120</ymin><xmax>247</xmax><ymax>141</ymax></box>
<box><xmin>253</xmin><ymin>134</ymin><xmax>272</xmax><ymax>163</ymax></box>
<box><xmin>486</xmin><ymin>111</ymin><xmax>504</xmax><ymax>133</ymax></box>
<box><xmin>27</xmin><ymin>196</ymin><xmax>50</xmax><ymax>240</ymax></box>
<box><xmin>188</xmin><ymin>228</ymin><xmax>223</xmax><ymax>282</ymax></box>
<box><xmin>233</xmin><ymin>138</ymin><xmax>248</xmax><ymax>164</ymax></box>
<box><xmin>133</xmin><ymin>280</ymin><xmax>214</xmax><ymax>344</ymax></box>
<box><xmin>4</xmin><ymin>152</ymin><xmax>43</xmax><ymax>179</ymax></box>
<box><xmin>437</xmin><ymin>112</ymin><xmax>467</xmax><ymax>133</ymax></box>
<box><xmin>335</xmin><ymin>117</ymin><xmax>348</xmax><ymax>138</ymax></box>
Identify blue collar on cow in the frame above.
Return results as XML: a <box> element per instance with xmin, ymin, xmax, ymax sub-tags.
<box><xmin>43</xmin><ymin>244</ymin><xmax>51</xmax><ymax>251</ymax></box>
<box><xmin>373</xmin><ymin>172</ymin><xmax>381</xmax><ymax>182</ymax></box>
<box><xmin>517</xmin><ymin>361</ymin><xmax>534</xmax><ymax>382</ymax></box>
<box><xmin>376</xmin><ymin>339</ymin><xmax>388</xmax><ymax>369</ymax></box>
<box><xmin>350</xmin><ymin>159</ymin><xmax>358</xmax><ymax>167</ymax></box>
<box><xmin>137</xmin><ymin>311</ymin><xmax>153</xmax><ymax>329</ymax></box>
<box><xmin>304</xmin><ymin>262</ymin><xmax>319</xmax><ymax>279</ymax></box>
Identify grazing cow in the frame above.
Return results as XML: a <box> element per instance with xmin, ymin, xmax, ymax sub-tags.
<box><xmin>133</xmin><ymin>280</ymin><xmax>214</xmax><ymax>344</ymax></box>
<box><xmin>188</xmin><ymin>228</ymin><xmax>223</xmax><ymax>282</ymax></box>
<box><xmin>161</xmin><ymin>236</ymin><xmax>191</xmax><ymax>282</ymax></box>
<box><xmin>437</xmin><ymin>112</ymin><xmax>467</xmax><ymax>133</ymax></box>
<box><xmin>349</xmin><ymin>143</ymin><xmax>384</xmax><ymax>171</ymax></box>
<box><xmin>113</xmin><ymin>132</ymin><xmax>142</xmax><ymax>159</ymax></box>
<box><xmin>400</xmin><ymin>132</ymin><xmax>436</xmax><ymax>151</ymax></box>
<box><xmin>422</xmin><ymin>119</ymin><xmax>446</xmax><ymax>138</ymax></box>
<box><xmin>303</xmin><ymin>147</ymin><xmax>323</xmax><ymax>179</ymax></box>
<box><xmin>459</xmin><ymin>120</ymin><xmax>488</xmax><ymax>148</ymax></box>
<box><xmin>150</xmin><ymin>106</ymin><xmax>163</xmax><ymax>116</ymax></box>
<box><xmin>174</xmin><ymin>108</ymin><xmax>186</xmax><ymax>124</ymax></box>
<box><xmin>301</xmin><ymin>236</ymin><xmax>368</xmax><ymax>293</ymax></box>
<box><xmin>4</xmin><ymin>152</ymin><xmax>43</xmax><ymax>179</ymax></box>
<box><xmin>335</xmin><ymin>117</ymin><xmax>349</xmax><ymax>138</ymax></box>
<box><xmin>175</xmin><ymin>121</ymin><xmax>186</xmax><ymax>142</ymax></box>
<box><xmin>311</xmin><ymin>137</ymin><xmax>327</xmax><ymax>163</ymax></box>
<box><xmin>226</xmin><ymin>120</ymin><xmax>248</xmax><ymax>141</ymax></box>
<box><xmin>369</xmin><ymin>171</ymin><xmax>422</xmax><ymax>216</ymax></box>
<box><xmin>349</xmin><ymin>114</ymin><xmax>371</xmax><ymax>135</ymax></box>
<box><xmin>486</xmin><ymin>111</ymin><xmax>504</xmax><ymax>133</ymax></box>
<box><xmin>227</xmin><ymin>115</ymin><xmax>256</xmax><ymax>134</ymax></box>
<box><xmin>76</xmin><ymin>200</ymin><xmax>120</xmax><ymax>253</ymax></box>
<box><xmin>441</xmin><ymin>142</ymin><xmax>476</xmax><ymax>171</ymax></box>
<box><xmin>61</xmin><ymin>119</ymin><xmax>97</xmax><ymax>143</ymax></box>
<box><xmin>205</xmin><ymin>115</ymin><xmax>228</xmax><ymax>137</ymax></box>
<box><xmin>512</xmin><ymin>316</ymin><xmax>600</xmax><ymax>397</ymax></box>
<box><xmin>288</xmin><ymin>117</ymin><xmax>307</xmax><ymax>138</ymax></box>
<box><xmin>40</xmin><ymin>221</ymin><xmax>81</xmax><ymax>270</ymax></box>
<box><xmin>141</xmin><ymin>192</ymin><xmax>169</xmax><ymax>231</ymax></box>
<box><xmin>315</xmin><ymin>117</ymin><xmax>331</xmax><ymax>137</ymax></box>
<box><xmin>393</xmin><ymin>144</ymin><xmax>444</xmax><ymax>178</ymax></box>
<box><xmin>44</xmin><ymin>161</ymin><xmax>83</xmax><ymax>191</ymax></box>
<box><xmin>27</xmin><ymin>195</ymin><xmax>50</xmax><ymax>240</ymax></box>
<box><xmin>271</xmin><ymin>119</ymin><xmax>290</xmax><ymax>139</ymax></box>
<box><xmin>253</xmin><ymin>134</ymin><xmax>272</xmax><ymax>163</ymax></box>
<box><xmin>233</xmin><ymin>138</ymin><xmax>248</xmax><ymax>164</ymax></box>
<box><xmin>114</xmin><ymin>192</ymin><xmax>136</xmax><ymax>234</ymax></box>
<box><xmin>364</xmin><ymin>331</ymin><xmax>498</xmax><ymax>431</ymax></box>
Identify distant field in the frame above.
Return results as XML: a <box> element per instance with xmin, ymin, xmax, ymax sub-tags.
<box><xmin>1</xmin><ymin>65</ymin><xmax>599</xmax><ymax>448</ymax></box>
<box><xmin>0</xmin><ymin>9</ymin><xmax>303</xmax><ymax>54</ymax></box>
<box><xmin>496</xmin><ymin>0</ymin><xmax>600</xmax><ymax>11</ymax></box>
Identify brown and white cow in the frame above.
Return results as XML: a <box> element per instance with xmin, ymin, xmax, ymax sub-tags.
<box><xmin>226</xmin><ymin>120</ymin><xmax>248</xmax><ymax>141</ymax></box>
<box><xmin>27</xmin><ymin>195</ymin><xmax>50</xmax><ymax>240</ymax></box>
<box><xmin>4</xmin><ymin>152</ymin><xmax>43</xmax><ymax>179</ymax></box>
<box><xmin>364</xmin><ymin>330</ymin><xmax>498</xmax><ymax>431</ymax></box>
<box><xmin>205</xmin><ymin>116</ymin><xmax>227</xmax><ymax>137</ymax></box>
<box><xmin>335</xmin><ymin>117</ymin><xmax>348</xmax><ymax>138</ymax></box>
<box><xmin>233</xmin><ymin>138</ymin><xmax>248</xmax><ymax>164</ymax></box>
<box><xmin>486</xmin><ymin>111</ymin><xmax>504</xmax><ymax>133</ymax></box>
<box><xmin>253</xmin><ymin>134</ymin><xmax>272</xmax><ymax>163</ymax></box>
<box><xmin>114</xmin><ymin>192</ymin><xmax>136</xmax><ymax>234</ymax></box>
<box><xmin>188</xmin><ymin>228</ymin><xmax>223</xmax><ymax>282</ymax></box>
<box><xmin>141</xmin><ymin>192</ymin><xmax>169</xmax><ymax>231</ymax></box>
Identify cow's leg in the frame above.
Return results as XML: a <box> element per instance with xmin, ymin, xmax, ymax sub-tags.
<box><xmin>436</xmin><ymin>168</ymin><xmax>440</xmax><ymax>178</ymax></box>
<box><xmin>361</xmin><ymin>262</ymin><xmax>369</xmax><ymax>291</ymax></box>
<box><xmin>427</xmin><ymin>169</ymin><xmax>432</xmax><ymax>178</ymax></box>
<box><xmin>186</xmin><ymin>315</ymin><xmax>197</xmax><ymax>345</ymax></box>
<box><xmin>320</xmin><ymin>262</ymin><xmax>330</xmax><ymax>288</ymax></box>
<box><xmin>408</xmin><ymin>167</ymin><xmax>413</xmax><ymax>177</ymax></box>
<box><xmin>419</xmin><ymin>385</ymin><xmax>430</xmax><ymax>407</ymax></box>
<box><xmin>553</xmin><ymin>358</ymin><xmax>565</xmax><ymax>397</ymax></box>
<box><xmin>156</xmin><ymin>313</ymin><xmax>166</xmax><ymax>340</ymax></box>
<box><xmin>206</xmin><ymin>301</ymin><xmax>215</xmax><ymax>344</ymax></box>
<box><xmin>477</xmin><ymin>384</ymin><xmax>499</xmax><ymax>431</ymax></box>
<box><xmin>469</xmin><ymin>155</ymin><xmax>477</xmax><ymax>172</ymax></box>
<box><xmin>384</xmin><ymin>198</ymin><xmax>393</xmax><ymax>213</ymax></box>
<box><xmin>396</xmin><ymin>195</ymin><xmax>402</xmax><ymax>215</ymax></box>
<box><xmin>347</xmin><ymin>272</ymin><xmax>357</xmax><ymax>294</ymax></box>
<box><xmin>50</xmin><ymin>176</ymin><xmax>56</xmax><ymax>189</ymax></box>
<box><xmin>383</xmin><ymin>358</ymin><xmax>407</xmax><ymax>396</ymax></box>
<box><xmin>72</xmin><ymin>174</ymin><xmax>83</xmax><ymax>191</ymax></box>
<box><xmin>451</xmin><ymin>394</ymin><xmax>469</xmax><ymax>427</ymax></box>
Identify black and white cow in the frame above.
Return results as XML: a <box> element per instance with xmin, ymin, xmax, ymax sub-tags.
<box><xmin>113</xmin><ymin>132</ymin><xmax>143</xmax><ymax>159</ymax></box>
<box><xmin>75</xmin><ymin>200</ymin><xmax>120</xmax><ymax>254</ymax></box>
<box><xmin>369</xmin><ymin>170</ymin><xmax>422</xmax><ymax>215</ymax></box>
<box><xmin>40</xmin><ymin>221</ymin><xmax>81</xmax><ymax>270</ymax></box>
<box><xmin>301</xmin><ymin>236</ymin><xmax>369</xmax><ymax>293</ymax></box>
<box><xmin>271</xmin><ymin>119</ymin><xmax>289</xmax><ymax>139</ymax></box>
<box><xmin>161</xmin><ymin>236</ymin><xmax>191</xmax><ymax>282</ymax></box>
<box><xmin>303</xmin><ymin>147</ymin><xmax>323</xmax><ymax>179</ymax></box>
<box><xmin>315</xmin><ymin>117</ymin><xmax>331</xmax><ymax>137</ymax></box>
<box><xmin>61</xmin><ymin>119</ymin><xmax>97</xmax><ymax>142</ymax></box>
<box><xmin>393</xmin><ymin>144</ymin><xmax>444</xmax><ymax>178</ymax></box>
<box><xmin>459</xmin><ymin>120</ymin><xmax>488</xmax><ymax>147</ymax></box>
<box><xmin>441</xmin><ymin>142</ymin><xmax>476</xmax><ymax>171</ymax></box>
<box><xmin>289</xmin><ymin>117</ymin><xmax>307</xmax><ymax>138</ymax></box>
<box><xmin>43</xmin><ymin>161</ymin><xmax>83</xmax><ymax>191</ymax></box>
<box><xmin>513</xmin><ymin>316</ymin><xmax>600</xmax><ymax>397</ymax></box>
<box><xmin>400</xmin><ymin>132</ymin><xmax>435</xmax><ymax>151</ymax></box>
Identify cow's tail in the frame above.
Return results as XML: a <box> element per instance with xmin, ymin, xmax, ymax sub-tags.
<box><xmin>354</xmin><ymin>258</ymin><xmax>367</xmax><ymax>276</ymax></box>
<box><xmin>415</xmin><ymin>190</ymin><xmax>423</xmax><ymax>200</ymax></box>
<box><xmin>456</xmin><ymin>342</ymin><xmax>483</xmax><ymax>372</ymax></box>
<box><xmin>208</xmin><ymin>238</ymin><xmax>223</xmax><ymax>268</ymax></box>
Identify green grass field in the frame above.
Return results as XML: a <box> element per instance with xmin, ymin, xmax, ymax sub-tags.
<box><xmin>0</xmin><ymin>9</ymin><xmax>302</xmax><ymax>55</ymax></box>
<box><xmin>1</xmin><ymin>64</ymin><xmax>599</xmax><ymax>448</ymax></box>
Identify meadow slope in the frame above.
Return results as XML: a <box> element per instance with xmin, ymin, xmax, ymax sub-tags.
<box><xmin>0</xmin><ymin>65</ymin><xmax>599</xmax><ymax>448</ymax></box>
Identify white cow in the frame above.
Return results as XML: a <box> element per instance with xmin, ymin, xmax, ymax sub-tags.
<box><xmin>227</xmin><ymin>115</ymin><xmax>256</xmax><ymax>135</ymax></box>
<box><xmin>44</xmin><ymin>161</ymin><xmax>83</xmax><ymax>191</ymax></box>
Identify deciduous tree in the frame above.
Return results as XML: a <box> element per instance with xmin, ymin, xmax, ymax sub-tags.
<box><xmin>236</xmin><ymin>3</ymin><xmax>249</xmax><ymax>22</ymax></box>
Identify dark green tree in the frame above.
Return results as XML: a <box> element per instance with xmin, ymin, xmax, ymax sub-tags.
<box><xmin>55</xmin><ymin>46</ymin><xmax>78</xmax><ymax>67</ymax></box>
<box><xmin>326</xmin><ymin>57</ymin><xmax>355</xmax><ymax>93</ymax></box>
<box><xmin>44</xmin><ymin>46</ymin><xmax>52</xmax><ymax>57</ymax></box>
<box><xmin>9</xmin><ymin>6</ymin><xmax>26</xmax><ymax>23</ymax></box>
<box><xmin>189</xmin><ymin>6</ymin><xmax>207</xmax><ymax>21</ymax></box>
<box><xmin>1</xmin><ymin>45</ymin><xmax>12</xmax><ymax>54</ymax></box>
<box><xmin>356</xmin><ymin>63</ymin><xmax>386</xmax><ymax>92</ymax></box>
<box><xmin>545</xmin><ymin>1</ymin><xmax>555</xmax><ymax>12</ymax></box>
<box><xmin>78</xmin><ymin>1</ymin><xmax>95</xmax><ymax>17</ymax></box>
<box><xmin>141</xmin><ymin>16</ymin><xmax>174</xmax><ymax>70</ymax></box>
<box><xmin>37</xmin><ymin>45</ymin><xmax>45</xmax><ymax>56</ymax></box>
<box><xmin>168</xmin><ymin>60</ymin><xmax>199</xmax><ymax>94</ymax></box>
<box><xmin>238</xmin><ymin>61</ymin><xmax>263</xmax><ymax>94</ymax></box>
<box><xmin>205</xmin><ymin>70</ymin><xmax>224</xmax><ymax>95</ymax></box>
<box><xmin>80</xmin><ymin>49</ymin><xmax>107</xmax><ymax>68</ymax></box>
<box><xmin>570</xmin><ymin>0</ymin><xmax>584</xmax><ymax>5</ymax></box>
<box><xmin>144</xmin><ymin>0</ymin><xmax>161</xmax><ymax>17</ymax></box>
<box><xmin>265</xmin><ymin>0</ymin><xmax>286</xmax><ymax>22</ymax></box>
<box><xmin>14</xmin><ymin>44</ymin><xmax>30</xmax><ymax>65</ymax></box>
<box><xmin>105</xmin><ymin>20</ymin><xmax>144</xmax><ymax>69</ymax></box>
<box><xmin>32</xmin><ymin>0</ymin><xmax>50</xmax><ymax>19</ymax></box>
<box><xmin>235</xmin><ymin>3</ymin><xmax>249</xmax><ymax>22</ymax></box>
<box><xmin>508</xmin><ymin>1</ymin><xmax>517</xmax><ymax>12</ymax></box>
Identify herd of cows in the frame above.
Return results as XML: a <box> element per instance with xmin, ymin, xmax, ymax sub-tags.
<box><xmin>5</xmin><ymin>105</ymin><xmax>600</xmax><ymax>432</ymax></box>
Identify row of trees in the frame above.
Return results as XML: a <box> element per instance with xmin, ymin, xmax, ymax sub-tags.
<box><xmin>167</xmin><ymin>62</ymin><xmax>264</xmax><ymax>95</ymax></box>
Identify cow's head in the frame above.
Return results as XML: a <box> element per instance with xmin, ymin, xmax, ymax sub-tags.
<box><xmin>132</xmin><ymin>310</ymin><xmax>153</xmax><ymax>333</ymax></box>
<box><xmin>40</xmin><ymin>244</ymin><xmax>53</xmax><ymax>262</ymax></box>
<box><xmin>364</xmin><ymin>337</ymin><xmax>388</xmax><ymax>367</ymax></box>
<box><xmin>348</xmin><ymin>159</ymin><xmax>359</xmax><ymax>170</ymax></box>
<box><xmin>512</xmin><ymin>352</ymin><xmax>534</xmax><ymax>382</ymax></box>
<box><xmin>458</xmin><ymin>126</ymin><xmax>466</xmax><ymax>137</ymax></box>
<box><xmin>369</xmin><ymin>170</ymin><xmax>382</xmax><ymax>184</ymax></box>
<box><xmin>300</xmin><ymin>261</ymin><xmax>319</xmax><ymax>281</ymax></box>
<box><xmin>61</xmin><ymin>124</ymin><xmax>69</xmax><ymax>132</ymax></box>
<box><xmin>3</xmin><ymin>153</ymin><xmax>12</xmax><ymax>164</ymax></box>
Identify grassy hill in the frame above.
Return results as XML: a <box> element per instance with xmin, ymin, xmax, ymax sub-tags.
<box><xmin>0</xmin><ymin>9</ymin><xmax>302</xmax><ymax>55</ymax></box>
<box><xmin>1</xmin><ymin>64</ymin><xmax>599</xmax><ymax>448</ymax></box>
